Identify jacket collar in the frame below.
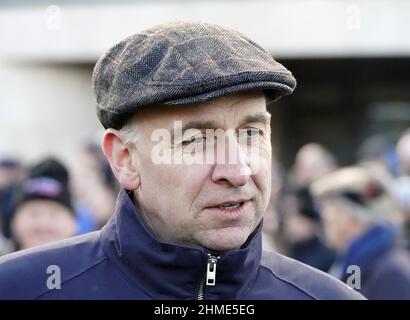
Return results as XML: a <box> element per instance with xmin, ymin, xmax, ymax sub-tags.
<box><xmin>101</xmin><ymin>189</ymin><xmax>262</xmax><ymax>299</ymax></box>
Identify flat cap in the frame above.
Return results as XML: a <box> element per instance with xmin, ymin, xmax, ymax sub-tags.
<box><xmin>92</xmin><ymin>22</ymin><xmax>297</xmax><ymax>129</ymax></box>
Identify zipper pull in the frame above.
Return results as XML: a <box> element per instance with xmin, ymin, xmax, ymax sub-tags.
<box><xmin>206</xmin><ymin>254</ymin><xmax>219</xmax><ymax>286</ymax></box>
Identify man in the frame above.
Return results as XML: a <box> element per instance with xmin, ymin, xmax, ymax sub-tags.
<box><xmin>4</xmin><ymin>158</ymin><xmax>77</xmax><ymax>252</ymax></box>
<box><xmin>311</xmin><ymin>167</ymin><xmax>410</xmax><ymax>299</ymax></box>
<box><xmin>280</xmin><ymin>186</ymin><xmax>336</xmax><ymax>272</ymax></box>
<box><xmin>291</xmin><ymin>143</ymin><xmax>337</xmax><ymax>187</ymax></box>
<box><xmin>0</xmin><ymin>22</ymin><xmax>363</xmax><ymax>299</ymax></box>
<box><xmin>394</xmin><ymin>129</ymin><xmax>410</xmax><ymax>249</ymax></box>
<box><xmin>0</xmin><ymin>158</ymin><xmax>25</xmax><ymax>255</ymax></box>
<box><xmin>392</xmin><ymin>175</ymin><xmax>410</xmax><ymax>250</ymax></box>
<box><xmin>396</xmin><ymin>129</ymin><xmax>410</xmax><ymax>176</ymax></box>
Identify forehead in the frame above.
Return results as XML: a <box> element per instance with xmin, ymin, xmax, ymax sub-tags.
<box><xmin>133</xmin><ymin>92</ymin><xmax>267</xmax><ymax>129</ymax></box>
<box><xmin>16</xmin><ymin>200</ymin><xmax>68</xmax><ymax>215</ymax></box>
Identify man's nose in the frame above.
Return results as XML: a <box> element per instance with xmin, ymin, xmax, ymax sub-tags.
<box><xmin>211</xmin><ymin>133</ymin><xmax>251</xmax><ymax>187</ymax></box>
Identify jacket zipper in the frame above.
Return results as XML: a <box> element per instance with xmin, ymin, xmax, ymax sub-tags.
<box><xmin>197</xmin><ymin>254</ymin><xmax>220</xmax><ymax>300</ymax></box>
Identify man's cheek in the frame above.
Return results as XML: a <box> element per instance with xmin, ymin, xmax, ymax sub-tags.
<box><xmin>255</xmin><ymin>165</ymin><xmax>271</xmax><ymax>203</ymax></box>
<box><xmin>153</xmin><ymin>164</ymin><xmax>183</xmax><ymax>184</ymax></box>
<box><xmin>254</xmin><ymin>153</ymin><xmax>271</xmax><ymax>179</ymax></box>
<box><xmin>259</xmin><ymin>140</ymin><xmax>272</xmax><ymax>157</ymax></box>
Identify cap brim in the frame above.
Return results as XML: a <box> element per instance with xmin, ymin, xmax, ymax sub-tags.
<box><xmin>164</xmin><ymin>80</ymin><xmax>294</xmax><ymax>106</ymax></box>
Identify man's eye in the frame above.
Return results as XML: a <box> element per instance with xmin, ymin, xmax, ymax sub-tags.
<box><xmin>245</xmin><ymin>128</ymin><xmax>264</xmax><ymax>137</ymax></box>
<box><xmin>182</xmin><ymin>135</ymin><xmax>205</xmax><ymax>146</ymax></box>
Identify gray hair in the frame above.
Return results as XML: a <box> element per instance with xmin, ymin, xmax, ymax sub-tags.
<box><xmin>119</xmin><ymin>118</ymin><xmax>138</xmax><ymax>146</ymax></box>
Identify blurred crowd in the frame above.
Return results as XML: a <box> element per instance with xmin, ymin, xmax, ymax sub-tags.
<box><xmin>263</xmin><ymin>130</ymin><xmax>410</xmax><ymax>299</ymax></box>
<box><xmin>0</xmin><ymin>142</ymin><xmax>119</xmax><ymax>255</ymax></box>
<box><xmin>1</xmin><ymin>129</ymin><xmax>410</xmax><ymax>299</ymax></box>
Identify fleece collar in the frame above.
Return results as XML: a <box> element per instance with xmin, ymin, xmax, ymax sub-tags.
<box><xmin>101</xmin><ymin>189</ymin><xmax>262</xmax><ymax>299</ymax></box>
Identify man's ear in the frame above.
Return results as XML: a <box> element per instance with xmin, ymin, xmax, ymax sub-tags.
<box><xmin>102</xmin><ymin>129</ymin><xmax>140</xmax><ymax>190</ymax></box>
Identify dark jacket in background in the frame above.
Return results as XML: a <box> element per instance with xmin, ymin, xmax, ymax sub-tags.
<box><xmin>336</xmin><ymin>224</ymin><xmax>410</xmax><ymax>300</ymax></box>
<box><xmin>0</xmin><ymin>190</ymin><xmax>363</xmax><ymax>300</ymax></box>
<box><xmin>288</xmin><ymin>236</ymin><xmax>336</xmax><ymax>272</ymax></box>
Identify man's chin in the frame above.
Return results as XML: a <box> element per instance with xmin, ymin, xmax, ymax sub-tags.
<box><xmin>197</xmin><ymin>227</ymin><xmax>250</xmax><ymax>252</ymax></box>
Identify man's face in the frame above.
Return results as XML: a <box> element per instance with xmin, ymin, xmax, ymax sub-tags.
<box><xmin>320</xmin><ymin>198</ymin><xmax>356</xmax><ymax>251</ymax></box>
<box><xmin>397</xmin><ymin>134</ymin><xmax>410</xmax><ymax>175</ymax></box>
<box><xmin>130</xmin><ymin>92</ymin><xmax>272</xmax><ymax>251</ymax></box>
<box><xmin>11</xmin><ymin>200</ymin><xmax>77</xmax><ymax>249</ymax></box>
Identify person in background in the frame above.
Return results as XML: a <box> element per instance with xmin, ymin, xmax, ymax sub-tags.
<box><xmin>0</xmin><ymin>158</ymin><xmax>26</xmax><ymax>255</ymax></box>
<box><xmin>279</xmin><ymin>186</ymin><xmax>336</xmax><ymax>272</ymax></box>
<box><xmin>396</xmin><ymin>129</ymin><xmax>410</xmax><ymax>176</ymax></box>
<box><xmin>291</xmin><ymin>143</ymin><xmax>337</xmax><ymax>187</ymax></box>
<box><xmin>391</xmin><ymin>176</ymin><xmax>410</xmax><ymax>250</ymax></box>
<box><xmin>393</xmin><ymin>129</ymin><xmax>410</xmax><ymax>249</ymax></box>
<box><xmin>262</xmin><ymin>161</ymin><xmax>284</xmax><ymax>252</ymax></box>
<box><xmin>71</xmin><ymin>142</ymin><xmax>118</xmax><ymax>233</ymax></box>
<box><xmin>356</xmin><ymin>134</ymin><xmax>398</xmax><ymax>177</ymax></box>
<box><xmin>312</xmin><ymin>167</ymin><xmax>410</xmax><ymax>299</ymax></box>
<box><xmin>269</xmin><ymin>143</ymin><xmax>337</xmax><ymax>271</ymax></box>
<box><xmin>0</xmin><ymin>158</ymin><xmax>26</xmax><ymax>234</ymax></box>
<box><xmin>4</xmin><ymin>158</ymin><xmax>77</xmax><ymax>251</ymax></box>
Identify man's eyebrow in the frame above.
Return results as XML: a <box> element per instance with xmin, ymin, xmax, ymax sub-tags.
<box><xmin>239</xmin><ymin>112</ymin><xmax>271</xmax><ymax>127</ymax></box>
<box><xmin>181</xmin><ymin>120</ymin><xmax>218</xmax><ymax>132</ymax></box>
<box><xmin>171</xmin><ymin>113</ymin><xmax>270</xmax><ymax>139</ymax></box>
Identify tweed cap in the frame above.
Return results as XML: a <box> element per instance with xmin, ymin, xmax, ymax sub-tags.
<box><xmin>92</xmin><ymin>22</ymin><xmax>297</xmax><ymax>129</ymax></box>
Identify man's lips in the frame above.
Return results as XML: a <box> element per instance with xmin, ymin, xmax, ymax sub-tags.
<box><xmin>205</xmin><ymin>199</ymin><xmax>251</xmax><ymax>213</ymax></box>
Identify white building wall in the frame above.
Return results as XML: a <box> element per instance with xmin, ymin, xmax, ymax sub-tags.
<box><xmin>0</xmin><ymin>62</ymin><xmax>102</xmax><ymax>164</ymax></box>
<box><xmin>0</xmin><ymin>0</ymin><xmax>409</xmax><ymax>164</ymax></box>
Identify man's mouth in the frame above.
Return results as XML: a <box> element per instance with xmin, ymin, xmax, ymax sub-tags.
<box><xmin>216</xmin><ymin>202</ymin><xmax>244</xmax><ymax>210</ymax></box>
<box><xmin>206</xmin><ymin>200</ymin><xmax>249</xmax><ymax>213</ymax></box>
